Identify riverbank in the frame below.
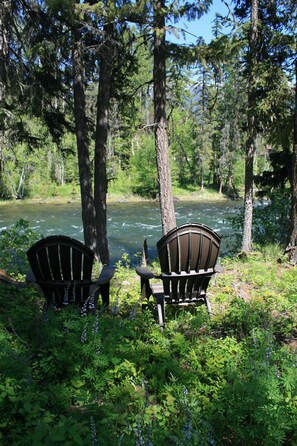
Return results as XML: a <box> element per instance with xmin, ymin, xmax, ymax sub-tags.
<box><xmin>0</xmin><ymin>187</ymin><xmax>236</xmax><ymax>206</ymax></box>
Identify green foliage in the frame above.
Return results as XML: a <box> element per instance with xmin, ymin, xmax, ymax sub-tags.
<box><xmin>2</xmin><ymin>0</ymin><xmax>295</xmax><ymax>206</ymax></box>
<box><xmin>229</xmin><ymin>190</ymin><xmax>290</xmax><ymax>248</ymax></box>
<box><xmin>210</xmin><ymin>331</ymin><xmax>297</xmax><ymax>446</ymax></box>
<box><xmin>0</xmin><ymin>219</ymin><xmax>40</xmax><ymax>277</ymax></box>
<box><xmin>1</xmin><ymin>244</ymin><xmax>297</xmax><ymax>444</ymax></box>
<box><xmin>108</xmin><ymin>167</ymin><xmax>134</xmax><ymax>196</ymax></box>
<box><xmin>130</xmin><ymin>134</ymin><xmax>158</xmax><ymax>198</ymax></box>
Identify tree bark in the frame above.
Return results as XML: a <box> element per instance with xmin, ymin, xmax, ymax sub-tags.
<box><xmin>72</xmin><ymin>25</ymin><xmax>98</xmax><ymax>256</ymax></box>
<box><xmin>0</xmin><ymin>0</ymin><xmax>9</xmax><ymax>91</ymax></box>
<box><xmin>288</xmin><ymin>40</ymin><xmax>297</xmax><ymax>262</ymax></box>
<box><xmin>0</xmin><ymin>1</ymin><xmax>10</xmax><ymax>190</ymax></box>
<box><xmin>241</xmin><ymin>0</ymin><xmax>258</xmax><ymax>252</ymax></box>
<box><xmin>153</xmin><ymin>0</ymin><xmax>176</xmax><ymax>235</ymax></box>
<box><xmin>94</xmin><ymin>21</ymin><xmax>114</xmax><ymax>265</ymax></box>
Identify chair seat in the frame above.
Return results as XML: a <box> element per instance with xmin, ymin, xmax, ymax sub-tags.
<box><xmin>151</xmin><ymin>283</ymin><xmax>207</xmax><ymax>304</ymax></box>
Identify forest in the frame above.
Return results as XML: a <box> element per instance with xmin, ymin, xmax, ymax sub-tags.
<box><xmin>0</xmin><ymin>0</ymin><xmax>297</xmax><ymax>445</ymax></box>
<box><xmin>1</xmin><ymin>0</ymin><xmax>296</xmax><ymax>256</ymax></box>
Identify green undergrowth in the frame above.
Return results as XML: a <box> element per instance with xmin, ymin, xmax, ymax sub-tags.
<box><xmin>0</xmin><ymin>228</ymin><xmax>297</xmax><ymax>445</ymax></box>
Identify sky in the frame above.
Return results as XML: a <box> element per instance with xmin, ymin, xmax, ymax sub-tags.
<box><xmin>167</xmin><ymin>0</ymin><xmax>232</xmax><ymax>45</ymax></box>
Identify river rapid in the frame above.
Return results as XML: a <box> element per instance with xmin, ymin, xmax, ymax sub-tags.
<box><xmin>0</xmin><ymin>199</ymin><xmax>241</xmax><ymax>264</ymax></box>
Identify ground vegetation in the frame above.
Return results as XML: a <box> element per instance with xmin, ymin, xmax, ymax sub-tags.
<box><xmin>0</xmin><ymin>220</ymin><xmax>297</xmax><ymax>445</ymax></box>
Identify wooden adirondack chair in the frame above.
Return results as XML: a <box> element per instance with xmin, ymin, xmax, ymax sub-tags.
<box><xmin>136</xmin><ymin>223</ymin><xmax>221</xmax><ymax>330</ymax></box>
<box><xmin>26</xmin><ymin>235</ymin><xmax>115</xmax><ymax>308</ymax></box>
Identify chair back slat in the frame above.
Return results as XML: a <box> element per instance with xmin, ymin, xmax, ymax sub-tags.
<box><xmin>179</xmin><ymin>277</ymin><xmax>187</xmax><ymax>299</ymax></box>
<box><xmin>163</xmin><ymin>278</ymin><xmax>171</xmax><ymax>297</ymax></box>
<box><xmin>59</xmin><ymin>244</ymin><xmax>72</xmax><ymax>280</ymax></box>
<box><xmin>197</xmin><ymin>233</ymin><xmax>210</xmax><ymax>270</ymax></box>
<box><xmin>37</xmin><ymin>247</ymin><xmax>52</xmax><ymax>280</ymax></box>
<box><xmin>72</xmin><ymin>247</ymin><xmax>83</xmax><ymax>280</ymax></box>
<box><xmin>83</xmin><ymin>251</ymin><xmax>93</xmax><ymax>280</ymax></box>
<box><xmin>28</xmin><ymin>251</ymin><xmax>44</xmax><ymax>280</ymax></box>
<box><xmin>47</xmin><ymin>245</ymin><xmax>62</xmax><ymax>280</ymax></box>
<box><xmin>179</xmin><ymin>231</ymin><xmax>191</xmax><ymax>272</ymax></box>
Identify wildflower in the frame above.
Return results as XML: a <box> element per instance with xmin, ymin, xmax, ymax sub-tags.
<box><xmin>41</xmin><ymin>302</ymin><xmax>48</xmax><ymax>323</ymax></box>
<box><xmin>252</xmin><ymin>329</ymin><xmax>258</xmax><ymax>350</ymax></box>
<box><xmin>265</xmin><ymin>345</ymin><xmax>273</xmax><ymax>365</ymax></box>
<box><xmin>129</xmin><ymin>303</ymin><xmax>137</xmax><ymax>321</ymax></box>
<box><xmin>206</xmin><ymin>426</ymin><xmax>216</xmax><ymax>445</ymax></box>
<box><xmin>81</xmin><ymin>302</ymin><xmax>88</xmax><ymax>318</ymax></box>
<box><xmin>92</xmin><ymin>315</ymin><xmax>99</xmax><ymax>334</ymax></box>
<box><xmin>88</xmin><ymin>292</ymin><xmax>96</xmax><ymax>312</ymax></box>
<box><xmin>134</xmin><ymin>415</ymin><xmax>153</xmax><ymax>446</ymax></box>
<box><xmin>90</xmin><ymin>416</ymin><xmax>98</xmax><ymax>446</ymax></box>
<box><xmin>144</xmin><ymin>380</ymin><xmax>149</xmax><ymax>408</ymax></box>
<box><xmin>111</xmin><ymin>298</ymin><xmax>119</xmax><ymax>316</ymax></box>
<box><xmin>136</xmin><ymin>418</ymin><xmax>145</xmax><ymax>446</ymax></box>
<box><xmin>181</xmin><ymin>408</ymin><xmax>193</xmax><ymax>442</ymax></box>
<box><xmin>81</xmin><ymin>326</ymin><xmax>87</xmax><ymax>344</ymax></box>
<box><xmin>63</xmin><ymin>282</ymin><xmax>70</xmax><ymax>305</ymax></box>
<box><xmin>71</xmin><ymin>283</ymin><xmax>76</xmax><ymax>303</ymax></box>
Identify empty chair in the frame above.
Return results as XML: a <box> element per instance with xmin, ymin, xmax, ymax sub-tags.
<box><xmin>136</xmin><ymin>223</ymin><xmax>221</xmax><ymax>330</ymax></box>
<box><xmin>26</xmin><ymin>235</ymin><xmax>115</xmax><ymax>308</ymax></box>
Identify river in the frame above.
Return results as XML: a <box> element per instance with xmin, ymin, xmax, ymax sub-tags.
<box><xmin>0</xmin><ymin>200</ymin><xmax>241</xmax><ymax>264</ymax></box>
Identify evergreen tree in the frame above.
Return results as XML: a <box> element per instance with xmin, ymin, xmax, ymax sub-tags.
<box><xmin>241</xmin><ymin>0</ymin><xmax>258</xmax><ymax>251</ymax></box>
<box><xmin>153</xmin><ymin>0</ymin><xmax>176</xmax><ymax>234</ymax></box>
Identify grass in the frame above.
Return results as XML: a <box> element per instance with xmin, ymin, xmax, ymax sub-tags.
<box><xmin>0</xmin><ymin>245</ymin><xmax>297</xmax><ymax>445</ymax></box>
<box><xmin>0</xmin><ymin>183</ymin><xmax>231</xmax><ymax>206</ymax></box>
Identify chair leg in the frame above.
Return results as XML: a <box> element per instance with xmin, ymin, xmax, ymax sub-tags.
<box><xmin>157</xmin><ymin>297</ymin><xmax>165</xmax><ymax>332</ymax></box>
<box><xmin>100</xmin><ymin>283</ymin><xmax>110</xmax><ymax>307</ymax></box>
<box><xmin>205</xmin><ymin>296</ymin><xmax>211</xmax><ymax>315</ymax></box>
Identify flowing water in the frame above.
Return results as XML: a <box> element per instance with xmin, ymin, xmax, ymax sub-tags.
<box><xmin>0</xmin><ymin>200</ymin><xmax>241</xmax><ymax>264</ymax></box>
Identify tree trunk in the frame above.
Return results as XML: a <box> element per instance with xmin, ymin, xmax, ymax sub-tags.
<box><xmin>0</xmin><ymin>1</ymin><xmax>9</xmax><ymax>191</ymax></box>
<box><xmin>200</xmin><ymin>163</ymin><xmax>204</xmax><ymax>191</ymax></box>
<box><xmin>288</xmin><ymin>41</ymin><xmax>297</xmax><ymax>262</ymax></box>
<box><xmin>153</xmin><ymin>0</ymin><xmax>176</xmax><ymax>235</ymax></box>
<box><xmin>242</xmin><ymin>131</ymin><xmax>255</xmax><ymax>251</ymax></box>
<box><xmin>241</xmin><ymin>0</ymin><xmax>258</xmax><ymax>252</ymax></box>
<box><xmin>72</xmin><ymin>25</ymin><xmax>98</xmax><ymax>256</ymax></box>
<box><xmin>94</xmin><ymin>22</ymin><xmax>114</xmax><ymax>265</ymax></box>
<box><xmin>0</xmin><ymin>0</ymin><xmax>9</xmax><ymax>91</ymax></box>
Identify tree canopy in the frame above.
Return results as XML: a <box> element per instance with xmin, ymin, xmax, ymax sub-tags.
<box><xmin>0</xmin><ymin>0</ymin><xmax>296</xmax><ymax>253</ymax></box>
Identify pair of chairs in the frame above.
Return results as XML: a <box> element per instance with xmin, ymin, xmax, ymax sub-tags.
<box><xmin>26</xmin><ymin>223</ymin><xmax>221</xmax><ymax>329</ymax></box>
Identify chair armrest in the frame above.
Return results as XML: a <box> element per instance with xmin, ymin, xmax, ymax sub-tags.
<box><xmin>135</xmin><ymin>267</ymin><xmax>156</xmax><ymax>279</ymax></box>
<box><xmin>96</xmin><ymin>265</ymin><xmax>115</xmax><ymax>285</ymax></box>
<box><xmin>135</xmin><ymin>267</ymin><xmax>157</xmax><ymax>299</ymax></box>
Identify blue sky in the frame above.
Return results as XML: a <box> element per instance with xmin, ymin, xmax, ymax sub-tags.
<box><xmin>167</xmin><ymin>0</ymin><xmax>232</xmax><ymax>44</ymax></box>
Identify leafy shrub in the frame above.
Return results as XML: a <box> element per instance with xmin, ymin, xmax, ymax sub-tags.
<box><xmin>210</xmin><ymin>330</ymin><xmax>297</xmax><ymax>446</ymax></box>
<box><xmin>1</xmin><ymin>248</ymin><xmax>297</xmax><ymax>444</ymax></box>
<box><xmin>0</xmin><ymin>219</ymin><xmax>40</xmax><ymax>277</ymax></box>
<box><xmin>229</xmin><ymin>190</ymin><xmax>290</xmax><ymax>248</ymax></box>
<box><xmin>130</xmin><ymin>135</ymin><xmax>158</xmax><ymax>198</ymax></box>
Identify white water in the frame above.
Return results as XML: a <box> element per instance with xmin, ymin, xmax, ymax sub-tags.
<box><xmin>0</xmin><ymin>200</ymin><xmax>241</xmax><ymax>263</ymax></box>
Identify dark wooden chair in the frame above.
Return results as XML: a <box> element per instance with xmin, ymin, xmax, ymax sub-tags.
<box><xmin>26</xmin><ymin>235</ymin><xmax>115</xmax><ymax>308</ymax></box>
<box><xmin>136</xmin><ymin>223</ymin><xmax>221</xmax><ymax>330</ymax></box>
